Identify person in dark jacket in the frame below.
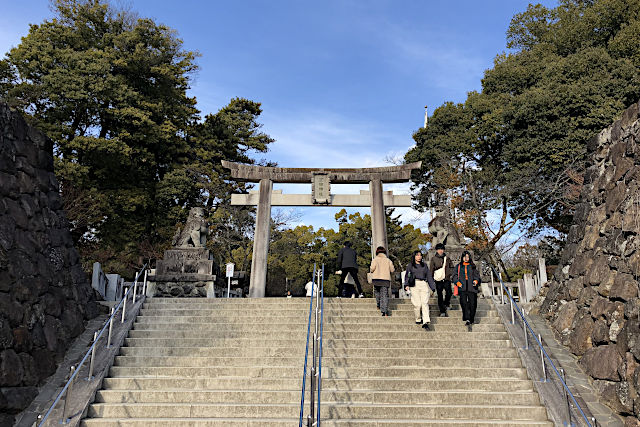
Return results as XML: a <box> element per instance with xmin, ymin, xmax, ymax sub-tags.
<box><xmin>451</xmin><ymin>250</ymin><xmax>481</xmax><ymax>331</ymax></box>
<box><xmin>429</xmin><ymin>243</ymin><xmax>454</xmax><ymax>317</ymax></box>
<box><xmin>337</xmin><ymin>241</ymin><xmax>363</xmax><ymax>298</ymax></box>
<box><xmin>404</xmin><ymin>250</ymin><xmax>436</xmax><ymax>331</ymax></box>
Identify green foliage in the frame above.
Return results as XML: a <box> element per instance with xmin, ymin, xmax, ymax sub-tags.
<box><xmin>505</xmin><ymin>266</ymin><xmax>532</xmax><ymax>282</ymax></box>
<box><xmin>266</xmin><ymin>209</ymin><xmax>429</xmax><ymax>297</ymax></box>
<box><xmin>0</xmin><ymin>0</ymin><xmax>273</xmax><ymax>274</ymax></box>
<box><xmin>406</xmin><ymin>0</ymin><xmax>640</xmax><ymax>261</ymax></box>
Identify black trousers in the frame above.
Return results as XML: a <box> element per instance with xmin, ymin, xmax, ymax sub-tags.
<box><xmin>435</xmin><ymin>280</ymin><xmax>452</xmax><ymax>313</ymax></box>
<box><xmin>339</xmin><ymin>267</ymin><xmax>363</xmax><ymax>296</ymax></box>
<box><xmin>460</xmin><ymin>291</ymin><xmax>478</xmax><ymax>323</ymax></box>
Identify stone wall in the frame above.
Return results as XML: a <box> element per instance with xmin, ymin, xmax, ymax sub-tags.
<box><xmin>540</xmin><ymin>100</ymin><xmax>640</xmax><ymax>424</ymax></box>
<box><xmin>0</xmin><ymin>103</ymin><xmax>97</xmax><ymax>425</ymax></box>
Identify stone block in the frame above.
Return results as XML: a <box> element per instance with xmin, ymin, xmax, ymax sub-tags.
<box><xmin>581</xmin><ymin>345</ymin><xmax>622</xmax><ymax>381</ymax></box>
<box><xmin>0</xmin><ymin>349</ymin><xmax>23</xmax><ymax>386</ymax></box>
<box><xmin>592</xmin><ymin>319</ymin><xmax>610</xmax><ymax>345</ymax></box>
<box><xmin>577</xmin><ymin>285</ymin><xmax>598</xmax><ymax>307</ymax></box>
<box><xmin>1</xmin><ymin>385</ymin><xmax>37</xmax><ymax>412</ymax></box>
<box><xmin>0</xmin><ymin>318</ymin><xmax>13</xmax><ymax>350</ymax></box>
<box><xmin>569</xmin><ymin>311</ymin><xmax>594</xmax><ymax>355</ymax></box>
<box><xmin>611</xmin><ymin>274</ymin><xmax>639</xmax><ymax>301</ymax></box>
<box><xmin>552</xmin><ymin>300</ymin><xmax>578</xmax><ymax>334</ymax></box>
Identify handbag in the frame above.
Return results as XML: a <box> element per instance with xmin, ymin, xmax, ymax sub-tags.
<box><xmin>433</xmin><ymin>256</ymin><xmax>447</xmax><ymax>281</ymax></box>
<box><xmin>407</xmin><ymin>270</ymin><xmax>416</xmax><ymax>287</ymax></box>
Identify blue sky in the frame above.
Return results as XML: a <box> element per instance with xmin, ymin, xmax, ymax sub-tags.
<box><xmin>1</xmin><ymin>0</ymin><xmax>557</xmax><ymax>235</ymax></box>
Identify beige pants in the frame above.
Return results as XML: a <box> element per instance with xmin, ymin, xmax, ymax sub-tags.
<box><xmin>411</xmin><ymin>280</ymin><xmax>431</xmax><ymax>324</ymax></box>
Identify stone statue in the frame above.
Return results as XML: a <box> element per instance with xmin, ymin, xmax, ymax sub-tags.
<box><xmin>173</xmin><ymin>207</ymin><xmax>208</xmax><ymax>248</ymax></box>
<box><xmin>428</xmin><ymin>206</ymin><xmax>464</xmax><ymax>249</ymax></box>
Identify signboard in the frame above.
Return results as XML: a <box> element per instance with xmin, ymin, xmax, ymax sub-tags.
<box><xmin>226</xmin><ymin>263</ymin><xmax>235</xmax><ymax>278</ymax></box>
<box><xmin>312</xmin><ymin>173</ymin><xmax>330</xmax><ymax>204</ymax></box>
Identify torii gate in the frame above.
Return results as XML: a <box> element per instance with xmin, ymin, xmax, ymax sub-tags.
<box><xmin>222</xmin><ymin>160</ymin><xmax>422</xmax><ymax>297</ymax></box>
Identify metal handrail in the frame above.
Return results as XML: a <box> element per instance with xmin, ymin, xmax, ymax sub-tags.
<box><xmin>38</xmin><ymin>263</ymin><xmax>148</xmax><ymax>426</ymax></box>
<box><xmin>299</xmin><ymin>263</ymin><xmax>317</xmax><ymax>427</ymax></box>
<box><xmin>316</xmin><ymin>264</ymin><xmax>325</xmax><ymax>427</ymax></box>
<box><xmin>490</xmin><ymin>266</ymin><xmax>594</xmax><ymax>427</ymax></box>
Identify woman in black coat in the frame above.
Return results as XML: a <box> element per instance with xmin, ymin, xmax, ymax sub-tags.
<box><xmin>451</xmin><ymin>251</ymin><xmax>481</xmax><ymax>332</ymax></box>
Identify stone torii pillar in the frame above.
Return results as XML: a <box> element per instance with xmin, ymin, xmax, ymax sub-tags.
<box><xmin>222</xmin><ymin>161</ymin><xmax>422</xmax><ymax>298</ymax></box>
<box><xmin>250</xmin><ymin>178</ymin><xmax>272</xmax><ymax>297</ymax></box>
<box><xmin>369</xmin><ymin>178</ymin><xmax>388</xmax><ymax>257</ymax></box>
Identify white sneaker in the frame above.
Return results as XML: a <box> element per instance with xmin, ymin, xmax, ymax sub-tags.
<box><xmin>351</xmin><ymin>294</ymin><xmax>355</xmax><ymax>298</ymax></box>
<box><xmin>358</xmin><ymin>293</ymin><xmax>364</xmax><ymax>298</ymax></box>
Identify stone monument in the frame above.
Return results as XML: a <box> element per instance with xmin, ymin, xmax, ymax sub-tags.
<box><xmin>147</xmin><ymin>207</ymin><xmax>217</xmax><ymax>297</ymax></box>
<box><xmin>428</xmin><ymin>205</ymin><xmax>466</xmax><ymax>261</ymax></box>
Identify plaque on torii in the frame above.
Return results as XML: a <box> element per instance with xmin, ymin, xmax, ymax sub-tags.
<box><xmin>222</xmin><ymin>160</ymin><xmax>422</xmax><ymax>297</ymax></box>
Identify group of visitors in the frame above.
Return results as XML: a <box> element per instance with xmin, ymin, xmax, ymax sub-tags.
<box><xmin>336</xmin><ymin>242</ymin><xmax>481</xmax><ymax>332</ymax></box>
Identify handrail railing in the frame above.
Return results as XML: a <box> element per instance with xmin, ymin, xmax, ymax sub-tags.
<box><xmin>38</xmin><ymin>263</ymin><xmax>148</xmax><ymax>426</ymax></box>
<box><xmin>490</xmin><ymin>265</ymin><xmax>595</xmax><ymax>427</ymax></box>
<box><xmin>299</xmin><ymin>263</ymin><xmax>317</xmax><ymax>427</ymax></box>
<box><xmin>316</xmin><ymin>263</ymin><xmax>325</xmax><ymax>427</ymax></box>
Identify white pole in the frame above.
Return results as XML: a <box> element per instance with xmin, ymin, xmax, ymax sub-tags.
<box><xmin>227</xmin><ymin>276</ymin><xmax>231</xmax><ymax>298</ymax></box>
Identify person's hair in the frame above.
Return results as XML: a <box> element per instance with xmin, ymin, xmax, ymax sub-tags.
<box><xmin>344</xmin><ymin>241</ymin><xmax>352</xmax><ymax>248</ymax></box>
<box><xmin>376</xmin><ymin>246</ymin><xmax>386</xmax><ymax>255</ymax></box>
<box><xmin>435</xmin><ymin>243</ymin><xmax>445</xmax><ymax>251</ymax></box>
<box><xmin>411</xmin><ymin>250</ymin><xmax>424</xmax><ymax>267</ymax></box>
<box><xmin>460</xmin><ymin>250</ymin><xmax>476</xmax><ymax>268</ymax></box>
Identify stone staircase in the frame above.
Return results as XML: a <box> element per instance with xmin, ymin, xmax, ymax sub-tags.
<box><xmin>81</xmin><ymin>297</ymin><xmax>552</xmax><ymax>426</ymax></box>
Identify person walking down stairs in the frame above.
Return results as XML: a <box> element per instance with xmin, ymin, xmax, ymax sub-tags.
<box><xmin>369</xmin><ymin>246</ymin><xmax>395</xmax><ymax>316</ymax></box>
<box><xmin>452</xmin><ymin>250</ymin><xmax>481</xmax><ymax>332</ymax></box>
<box><xmin>337</xmin><ymin>241</ymin><xmax>364</xmax><ymax>298</ymax></box>
<box><xmin>429</xmin><ymin>242</ymin><xmax>454</xmax><ymax>318</ymax></box>
<box><xmin>404</xmin><ymin>250</ymin><xmax>436</xmax><ymax>331</ymax></box>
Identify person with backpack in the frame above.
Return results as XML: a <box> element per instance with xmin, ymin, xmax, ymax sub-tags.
<box><xmin>404</xmin><ymin>250</ymin><xmax>436</xmax><ymax>331</ymax></box>
<box><xmin>429</xmin><ymin>243</ymin><xmax>454</xmax><ymax>317</ymax></box>
<box><xmin>337</xmin><ymin>241</ymin><xmax>364</xmax><ymax>298</ymax></box>
<box><xmin>369</xmin><ymin>246</ymin><xmax>395</xmax><ymax>316</ymax></box>
<box><xmin>451</xmin><ymin>250</ymin><xmax>481</xmax><ymax>332</ymax></box>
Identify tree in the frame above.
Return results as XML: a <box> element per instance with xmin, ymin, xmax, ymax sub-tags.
<box><xmin>0</xmin><ymin>0</ymin><xmax>274</xmax><ymax>274</ymax></box>
<box><xmin>406</xmin><ymin>0</ymin><xmax>640</xmax><ymax>272</ymax></box>
<box><xmin>265</xmin><ymin>209</ymin><xmax>429</xmax><ymax>297</ymax></box>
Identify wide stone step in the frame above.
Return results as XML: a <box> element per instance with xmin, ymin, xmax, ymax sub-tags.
<box><xmin>142</xmin><ymin>300</ymin><xmax>488</xmax><ymax>306</ymax></box>
<box><xmin>123</xmin><ymin>337</ymin><xmax>514</xmax><ymax>348</ymax></box>
<box><xmin>113</xmin><ymin>355</ymin><xmax>524</xmax><ymax>369</ymax></box>
<box><xmin>134</xmin><ymin>315</ymin><xmax>503</xmax><ymax>325</ymax></box>
<box><xmin>141</xmin><ymin>303</ymin><xmax>478</xmax><ymax>311</ymax></box>
<box><xmin>138</xmin><ymin>308</ymin><xmax>498</xmax><ymax>316</ymax></box>
<box><xmin>102</xmin><ymin>377</ymin><xmax>535</xmax><ymax>392</ymax></box>
<box><xmin>95</xmin><ymin>389</ymin><xmax>540</xmax><ymax>405</ymax></box>
<box><xmin>118</xmin><ymin>346</ymin><xmax>520</xmax><ymax>359</ymax></box>
<box><xmin>108</xmin><ymin>366</ymin><xmax>528</xmax><ymax>380</ymax></box>
<box><xmin>81</xmin><ymin>418</ymin><xmax>552</xmax><ymax>427</ymax></box>
<box><xmin>86</xmin><ymin>403</ymin><xmax>548</xmax><ymax>420</ymax></box>
<box><xmin>132</xmin><ymin>322</ymin><xmax>507</xmax><ymax>332</ymax></box>
<box><xmin>126</xmin><ymin>330</ymin><xmax>510</xmax><ymax>340</ymax></box>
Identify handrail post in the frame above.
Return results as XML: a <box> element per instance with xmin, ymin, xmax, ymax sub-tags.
<box><xmin>142</xmin><ymin>269</ymin><xmax>148</xmax><ymax>297</ymax></box>
<box><xmin>106</xmin><ymin>307</ymin><xmax>114</xmax><ymax>348</ymax></box>
<box><xmin>562</xmin><ymin>368</ymin><xmax>572</xmax><ymax>425</ymax></box>
<box><xmin>121</xmin><ymin>287</ymin><xmax>128</xmax><ymax>323</ymax></box>
<box><xmin>539</xmin><ymin>333</ymin><xmax>547</xmax><ymax>382</ymax></box>
<box><xmin>523</xmin><ymin>318</ymin><xmax>529</xmax><ymax>349</ymax></box>
<box><xmin>61</xmin><ymin>366</ymin><xmax>75</xmax><ymax>424</ymax></box>
<box><xmin>133</xmin><ymin>279</ymin><xmax>138</xmax><ymax>303</ymax></box>
<box><xmin>510</xmin><ymin>297</ymin><xmax>514</xmax><ymax>324</ymax></box>
<box><xmin>87</xmin><ymin>331</ymin><xmax>98</xmax><ymax>380</ymax></box>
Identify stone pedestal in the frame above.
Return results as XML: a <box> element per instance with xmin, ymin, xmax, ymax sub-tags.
<box><xmin>148</xmin><ymin>248</ymin><xmax>217</xmax><ymax>297</ymax></box>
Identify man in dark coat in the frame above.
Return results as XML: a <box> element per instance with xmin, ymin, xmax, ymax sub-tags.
<box><xmin>337</xmin><ymin>241</ymin><xmax>363</xmax><ymax>297</ymax></box>
<box><xmin>429</xmin><ymin>243</ymin><xmax>454</xmax><ymax>317</ymax></box>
